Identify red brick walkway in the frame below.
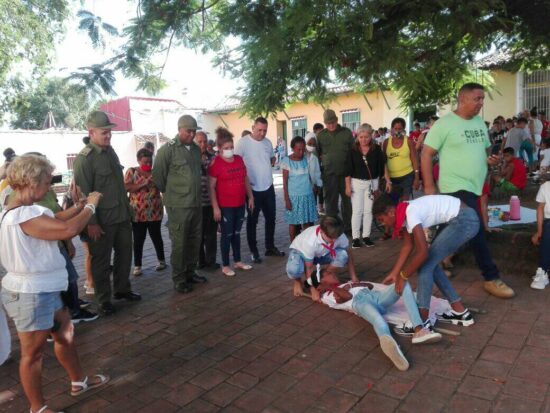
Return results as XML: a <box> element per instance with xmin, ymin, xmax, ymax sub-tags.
<box><xmin>1</xmin><ymin>185</ymin><xmax>550</xmax><ymax>412</ymax></box>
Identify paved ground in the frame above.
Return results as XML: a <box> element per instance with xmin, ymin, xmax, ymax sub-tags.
<box><xmin>1</xmin><ymin>184</ymin><xmax>550</xmax><ymax>413</ymax></box>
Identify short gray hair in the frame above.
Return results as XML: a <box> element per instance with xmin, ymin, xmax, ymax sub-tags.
<box><xmin>356</xmin><ymin>123</ymin><xmax>373</xmax><ymax>136</ymax></box>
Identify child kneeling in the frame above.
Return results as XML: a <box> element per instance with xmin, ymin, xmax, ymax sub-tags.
<box><xmin>373</xmin><ymin>194</ymin><xmax>478</xmax><ymax>327</ymax></box>
<box><xmin>318</xmin><ymin>268</ymin><xmax>441</xmax><ymax>371</ymax></box>
<box><xmin>286</xmin><ymin>215</ymin><xmax>358</xmax><ymax>301</ymax></box>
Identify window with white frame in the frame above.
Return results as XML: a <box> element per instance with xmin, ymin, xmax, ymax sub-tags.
<box><xmin>523</xmin><ymin>70</ymin><xmax>550</xmax><ymax>116</ymax></box>
<box><xmin>291</xmin><ymin>117</ymin><xmax>307</xmax><ymax>138</ymax></box>
<box><xmin>342</xmin><ymin>110</ymin><xmax>360</xmax><ymax>132</ymax></box>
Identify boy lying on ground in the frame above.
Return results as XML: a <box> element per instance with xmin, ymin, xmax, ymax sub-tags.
<box><xmin>286</xmin><ymin>215</ymin><xmax>358</xmax><ymax>300</ymax></box>
<box><xmin>316</xmin><ymin>268</ymin><xmax>442</xmax><ymax>371</ymax></box>
<box><xmin>373</xmin><ymin>194</ymin><xmax>478</xmax><ymax>327</ymax></box>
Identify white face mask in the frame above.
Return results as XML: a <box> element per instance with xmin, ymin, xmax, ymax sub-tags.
<box><xmin>306</xmin><ymin>145</ymin><xmax>316</xmax><ymax>153</ymax></box>
<box><xmin>222</xmin><ymin>149</ymin><xmax>234</xmax><ymax>158</ymax></box>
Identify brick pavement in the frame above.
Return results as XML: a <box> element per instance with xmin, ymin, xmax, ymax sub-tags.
<box><xmin>1</xmin><ymin>182</ymin><xmax>550</xmax><ymax>412</ymax></box>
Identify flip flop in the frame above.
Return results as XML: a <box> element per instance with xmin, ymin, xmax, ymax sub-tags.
<box><xmin>71</xmin><ymin>374</ymin><xmax>110</xmax><ymax>396</ymax></box>
<box><xmin>234</xmin><ymin>263</ymin><xmax>252</xmax><ymax>270</ymax></box>
<box><xmin>222</xmin><ymin>268</ymin><xmax>236</xmax><ymax>277</ymax></box>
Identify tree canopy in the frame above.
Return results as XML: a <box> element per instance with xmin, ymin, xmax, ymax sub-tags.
<box><xmin>8</xmin><ymin>78</ymin><xmax>96</xmax><ymax>129</ymax></box>
<box><xmin>89</xmin><ymin>0</ymin><xmax>549</xmax><ymax>115</ymax></box>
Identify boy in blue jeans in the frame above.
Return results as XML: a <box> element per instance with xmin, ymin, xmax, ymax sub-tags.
<box><xmin>318</xmin><ymin>268</ymin><xmax>441</xmax><ymax>371</ymax></box>
<box><xmin>373</xmin><ymin>194</ymin><xmax>478</xmax><ymax>327</ymax></box>
<box><xmin>286</xmin><ymin>215</ymin><xmax>357</xmax><ymax>300</ymax></box>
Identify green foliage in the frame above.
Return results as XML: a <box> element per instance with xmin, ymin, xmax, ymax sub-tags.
<box><xmin>77</xmin><ymin>9</ymin><xmax>118</xmax><ymax>49</ymax></box>
<box><xmin>0</xmin><ymin>0</ymin><xmax>69</xmax><ymax>93</ymax></box>
<box><xmin>74</xmin><ymin>0</ymin><xmax>550</xmax><ymax>115</ymax></box>
<box><xmin>8</xmin><ymin>77</ymin><xmax>96</xmax><ymax>129</ymax></box>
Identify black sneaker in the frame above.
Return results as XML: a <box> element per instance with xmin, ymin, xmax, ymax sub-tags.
<box><xmin>362</xmin><ymin>237</ymin><xmax>374</xmax><ymax>247</ymax></box>
<box><xmin>393</xmin><ymin>321</ymin><xmax>415</xmax><ymax>337</ymax></box>
<box><xmin>265</xmin><ymin>247</ymin><xmax>285</xmax><ymax>257</ymax></box>
<box><xmin>78</xmin><ymin>298</ymin><xmax>91</xmax><ymax>309</ymax></box>
<box><xmin>251</xmin><ymin>254</ymin><xmax>262</xmax><ymax>264</ymax></box>
<box><xmin>72</xmin><ymin>309</ymin><xmax>99</xmax><ymax>324</ymax></box>
<box><xmin>98</xmin><ymin>302</ymin><xmax>116</xmax><ymax>316</ymax></box>
<box><xmin>351</xmin><ymin>238</ymin><xmax>363</xmax><ymax>249</ymax></box>
<box><xmin>436</xmin><ymin>309</ymin><xmax>475</xmax><ymax>326</ymax></box>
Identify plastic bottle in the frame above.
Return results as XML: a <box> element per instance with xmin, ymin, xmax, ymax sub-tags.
<box><xmin>509</xmin><ymin>195</ymin><xmax>521</xmax><ymax>220</ymax></box>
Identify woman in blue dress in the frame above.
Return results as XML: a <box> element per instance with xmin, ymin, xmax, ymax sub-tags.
<box><xmin>281</xmin><ymin>136</ymin><xmax>319</xmax><ymax>241</ymax></box>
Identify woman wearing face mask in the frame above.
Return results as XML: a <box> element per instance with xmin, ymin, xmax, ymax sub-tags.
<box><xmin>124</xmin><ymin>148</ymin><xmax>166</xmax><ymax>276</ymax></box>
<box><xmin>282</xmin><ymin>136</ymin><xmax>319</xmax><ymax>241</ymax></box>
<box><xmin>209</xmin><ymin>127</ymin><xmax>254</xmax><ymax>277</ymax></box>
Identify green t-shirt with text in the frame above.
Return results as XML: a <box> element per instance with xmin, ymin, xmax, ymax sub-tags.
<box><xmin>425</xmin><ymin>112</ymin><xmax>490</xmax><ymax>196</ymax></box>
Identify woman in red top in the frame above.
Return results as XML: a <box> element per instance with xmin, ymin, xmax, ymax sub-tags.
<box><xmin>124</xmin><ymin>148</ymin><xmax>166</xmax><ymax>276</ymax></box>
<box><xmin>209</xmin><ymin>128</ymin><xmax>255</xmax><ymax>277</ymax></box>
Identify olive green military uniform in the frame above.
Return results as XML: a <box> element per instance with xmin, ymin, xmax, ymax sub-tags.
<box><xmin>73</xmin><ymin>143</ymin><xmax>133</xmax><ymax>305</ymax></box>
<box><xmin>152</xmin><ymin>135</ymin><xmax>202</xmax><ymax>288</ymax></box>
<box><xmin>317</xmin><ymin>124</ymin><xmax>354</xmax><ymax>232</ymax></box>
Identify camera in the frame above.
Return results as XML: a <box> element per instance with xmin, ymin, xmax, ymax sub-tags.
<box><xmin>51</xmin><ymin>175</ymin><xmax>63</xmax><ymax>184</ymax></box>
<box><xmin>3</xmin><ymin>148</ymin><xmax>15</xmax><ymax>162</ymax></box>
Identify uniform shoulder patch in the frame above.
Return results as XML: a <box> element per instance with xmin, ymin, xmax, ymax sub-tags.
<box><xmin>79</xmin><ymin>146</ymin><xmax>93</xmax><ymax>157</ymax></box>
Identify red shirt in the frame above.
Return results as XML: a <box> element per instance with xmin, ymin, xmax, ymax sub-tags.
<box><xmin>510</xmin><ymin>158</ymin><xmax>526</xmax><ymax>190</ymax></box>
<box><xmin>542</xmin><ymin>120</ymin><xmax>550</xmax><ymax>139</ymax></box>
<box><xmin>409</xmin><ymin>130</ymin><xmax>421</xmax><ymax>143</ymax></box>
<box><xmin>208</xmin><ymin>155</ymin><xmax>247</xmax><ymax>208</ymax></box>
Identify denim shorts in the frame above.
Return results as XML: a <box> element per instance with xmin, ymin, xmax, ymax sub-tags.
<box><xmin>390</xmin><ymin>171</ymin><xmax>415</xmax><ymax>199</ymax></box>
<box><xmin>1</xmin><ymin>289</ymin><xmax>63</xmax><ymax>332</ymax></box>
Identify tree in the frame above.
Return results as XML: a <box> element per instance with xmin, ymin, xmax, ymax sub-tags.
<box><xmin>0</xmin><ymin>0</ymin><xmax>69</xmax><ymax>93</ymax></box>
<box><xmin>76</xmin><ymin>1</ymin><xmax>550</xmax><ymax>114</ymax></box>
<box><xmin>9</xmin><ymin>77</ymin><xmax>97</xmax><ymax>130</ymax></box>
<box><xmin>77</xmin><ymin>9</ymin><xmax>118</xmax><ymax>49</ymax></box>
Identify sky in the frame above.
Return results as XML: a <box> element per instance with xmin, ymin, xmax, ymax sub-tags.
<box><xmin>54</xmin><ymin>0</ymin><xmax>241</xmax><ymax>110</ymax></box>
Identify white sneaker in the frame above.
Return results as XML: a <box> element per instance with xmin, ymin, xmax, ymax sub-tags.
<box><xmin>531</xmin><ymin>268</ymin><xmax>549</xmax><ymax>290</ymax></box>
<box><xmin>379</xmin><ymin>335</ymin><xmax>409</xmax><ymax>371</ymax></box>
<box><xmin>84</xmin><ymin>284</ymin><xmax>95</xmax><ymax>295</ymax></box>
<box><xmin>412</xmin><ymin>327</ymin><xmax>442</xmax><ymax>344</ymax></box>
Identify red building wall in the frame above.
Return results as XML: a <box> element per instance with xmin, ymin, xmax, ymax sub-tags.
<box><xmin>100</xmin><ymin>97</ymin><xmax>132</xmax><ymax>131</ymax></box>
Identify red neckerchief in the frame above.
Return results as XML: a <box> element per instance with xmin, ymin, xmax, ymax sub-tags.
<box><xmin>392</xmin><ymin>202</ymin><xmax>409</xmax><ymax>239</ymax></box>
<box><xmin>316</xmin><ymin>226</ymin><xmax>336</xmax><ymax>258</ymax></box>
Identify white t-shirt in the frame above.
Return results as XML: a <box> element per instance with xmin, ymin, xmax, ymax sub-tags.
<box><xmin>405</xmin><ymin>195</ymin><xmax>461</xmax><ymax>233</ymax></box>
<box><xmin>540</xmin><ymin>149</ymin><xmax>550</xmax><ymax>168</ymax></box>
<box><xmin>235</xmin><ymin>135</ymin><xmax>274</xmax><ymax>191</ymax></box>
<box><xmin>321</xmin><ymin>282</ymin><xmax>386</xmax><ymax>312</ymax></box>
<box><xmin>289</xmin><ymin>224</ymin><xmax>349</xmax><ymax>261</ymax></box>
<box><xmin>0</xmin><ymin>205</ymin><xmax>68</xmax><ymax>293</ymax></box>
<box><xmin>536</xmin><ymin>182</ymin><xmax>550</xmax><ymax>219</ymax></box>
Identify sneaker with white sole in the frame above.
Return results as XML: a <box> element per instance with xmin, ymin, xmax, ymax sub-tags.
<box><xmin>84</xmin><ymin>284</ymin><xmax>95</xmax><ymax>295</ymax></box>
<box><xmin>412</xmin><ymin>327</ymin><xmax>442</xmax><ymax>344</ymax></box>
<box><xmin>133</xmin><ymin>266</ymin><xmax>142</xmax><ymax>276</ymax></box>
<box><xmin>379</xmin><ymin>335</ymin><xmax>409</xmax><ymax>371</ymax></box>
<box><xmin>393</xmin><ymin>321</ymin><xmax>415</xmax><ymax>337</ymax></box>
<box><xmin>436</xmin><ymin>309</ymin><xmax>475</xmax><ymax>326</ymax></box>
<box><xmin>531</xmin><ymin>268</ymin><xmax>549</xmax><ymax>290</ymax></box>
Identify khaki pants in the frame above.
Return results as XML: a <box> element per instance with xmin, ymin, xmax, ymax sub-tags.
<box><xmin>166</xmin><ymin>207</ymin><xmax>202</xmax><ymax>286</ymax></box>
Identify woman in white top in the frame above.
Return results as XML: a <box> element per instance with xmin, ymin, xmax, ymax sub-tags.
<box><xmin>0</xmin><ymin>155</ymin><xmax>108</xmax><ymax>413</ymax></box>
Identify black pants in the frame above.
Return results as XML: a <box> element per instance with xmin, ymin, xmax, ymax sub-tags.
<box><xmin>247</xmin><ymin>185</ymin><xmax>277</xmax><ymax>255</ymax></box>
<box><xmin>323</xmin><ymin>174</ymin><xmax>352</xmax><ymax>232</ymax></box>
<box><xmin>199</xmin><ymin>205</ymin><xmax>218</xmax><ymax>266</ymax></box>
<box><xmin>132</xmin><ymin>220</ymin><xmax>165</xmax><ymax>266</ymax></box>
<box><xmin>443</xmin><ymin>190</ymin><xmax>499</xmax><ymax>281</ymax></box>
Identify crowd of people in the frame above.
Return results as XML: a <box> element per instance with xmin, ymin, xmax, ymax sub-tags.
<box><xmin>1</xmin><ymin>82</ymin><xmax>550</xmax><ymax>410</ymax></box>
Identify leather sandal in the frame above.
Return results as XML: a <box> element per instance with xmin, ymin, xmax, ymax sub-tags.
<box><xmin>71</xmin><ymin>374</ymin><xmax>110</xmax><ymax>396</ymax></box>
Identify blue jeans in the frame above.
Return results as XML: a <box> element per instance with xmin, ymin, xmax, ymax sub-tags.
<box><xmin>539</xmin><ymin>219</ymin><xmax>550</xmax><ymax>271</ymax></box>
<box><xmin>247</xmin><ymin>185</ymin><xmax>277</xmax><ymax>255</ymax></box>
<box><xmin>286</xmin><ymin>248</ymin><xmax>348</xmax><ymax>279</ymax></box>
<box><xmin>351</xmin><ymin>282</ymin><xmax>422</xmax><ymax>337</ymax></box>
<box><xmin>416</xmin><ymin>207</ymin><xmax>479</xmax><ymax>310</ymax></box>
<box><xmin>220</xmin><ymin>206</ymin><xmax>245</xmax><ymax>266</ymax></box>
<box><xmin>443</xmin><ymin>190</ymin><xmax>500</xmax><ymax>281</ymax></box>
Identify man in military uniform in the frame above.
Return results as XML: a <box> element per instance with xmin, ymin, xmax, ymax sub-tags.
<box><xmin>73</xmin><ymin>111</ymin><xmax>141</xmax><ymax>316</ymax></box>
<box><xmin>153</xmin><ymin>115</ymin><xmax>208</xmax><ymax>293</ymax></box>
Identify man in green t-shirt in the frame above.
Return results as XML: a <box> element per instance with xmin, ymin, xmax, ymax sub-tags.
<box><xmin>421</xmin><ymin>83</ymin><xmax>515</xmax><ymax>299</ymax></box>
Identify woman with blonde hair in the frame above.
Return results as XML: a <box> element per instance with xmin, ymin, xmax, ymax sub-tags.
<box><xmin>1</xmin><ymin>154</ymin><xmax>109</xmax><ymax>413</ymax></box>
